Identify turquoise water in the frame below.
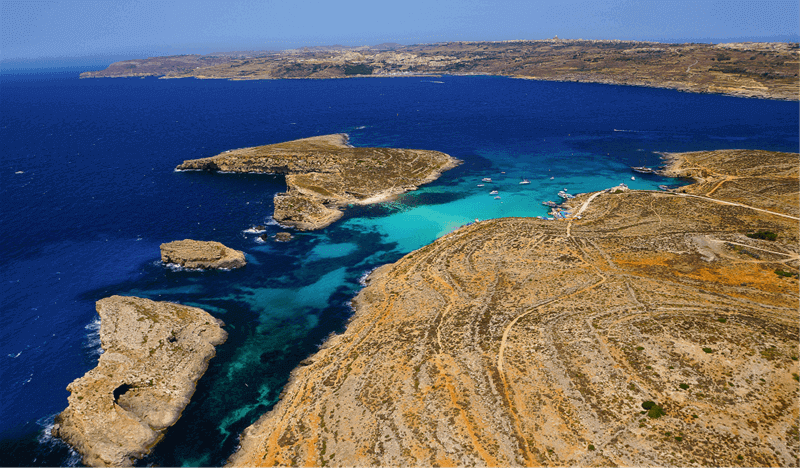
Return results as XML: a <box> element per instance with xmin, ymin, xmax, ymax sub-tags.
<box><xmin>1</xmin><ymin>73</ymin><xmax>797</xmax><ymax>466</ymax></box>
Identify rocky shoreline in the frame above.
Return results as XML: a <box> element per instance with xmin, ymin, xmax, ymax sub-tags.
<box><xmin>176</xmin><ymin>134</ymin><xmax>461</xmax><ymax>230</ymax></box>
<box><xmin>52</xmin><ymin>296</ymin><xmax>227</xmax><ymax>466</ymax></box>
<box><xmin>228</xmin><ymin>149</ymin><xmax>799</xmax><ymax>467</ymax></box>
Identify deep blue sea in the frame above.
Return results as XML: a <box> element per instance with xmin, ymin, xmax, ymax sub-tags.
<box><xmin>1</xmin><ymin>71</ymin><xmax>797</xmax><ymax>466</ymax></box>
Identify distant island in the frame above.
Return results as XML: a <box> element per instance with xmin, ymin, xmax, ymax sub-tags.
<box><xmin>81</xmin><ymin>39</ymin><xmax>799</xmax><ymax>100</ymax></box>
<box><xmin>176</xmin><ymin>134</ymin><xmax>460</xmax><ymax>230</ymax></box>
<box><xmin>228</xmin><ymin>149</ymin><xmax>799</xmax><ymax>467</ymax></box>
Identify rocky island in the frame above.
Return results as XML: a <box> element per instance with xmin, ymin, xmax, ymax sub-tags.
<box><xmin>82</xmin><ymin>39</ymin><xmax>799</xmax><ymax>100</ymax></box>
<box><xmin>160</xmin><ymin>239</ymin><xmax>246</xmax><ymax>269</ymax></box>
<box><xmin>176</xmin><ymin>134</ymin><xmax>460</xmax><ymax>230</ymax></box>
<box><xmin>52</xmin><ymin>296</ymin><xmax>227</xmax><ymax>466</ymax></box>
<box><xmin>229</xmin><ymin>149</ymin><xmax>798</xmax><ymax>467</ymax></box>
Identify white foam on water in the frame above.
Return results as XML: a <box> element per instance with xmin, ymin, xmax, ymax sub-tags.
<box><xmin>84</xmin><ymin>317</ymin><xmax>103</xmax><ymax>356</ymax></box>
<box><xmin>358</xmin><ymin>267</ymin><xmax>379</xmax><ymax>287</ymax></box>
<box><xmin>36</xmin><ymin>414</ymin><xmax>81</xmax><ymax>466</ymax></box>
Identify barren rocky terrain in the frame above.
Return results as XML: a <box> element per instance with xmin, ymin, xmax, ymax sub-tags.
<box><xmin>52</xmin><ymin>296</ymin><xmax>227</xmax><ymax>466</ymax></box>
<box><xmin>229</xmin><ymin>150</ymin><xmax>799</xmax><ymax>467</ymax></box>
<box><xmin>176</xmin><ymin>134</ymin><xmax>459</xmax><ymax>230</ymax></box>
<box><xmin>82</xmin><ymin>40</ymin><xmax>799</xmax><ymax>100</ymax></box>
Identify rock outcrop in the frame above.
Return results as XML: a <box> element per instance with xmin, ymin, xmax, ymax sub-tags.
<box><xmin>52</xmin><ymin>296</ymin><xmax>227</xmax><ymax>467</ymax></box>
<box><xmin>229</xmin><ymin>150</ymin><xmax>799</xmax><ymax>467</ymax></box>
<box><xmin>176</xmin><ymin>134</ymin><xmax>460</xmax><ymax>230</ymax></box>
<box><xmin>160</xmin><ymin>239</ymin><xmax>246</xmax><ymax>269</ymax></box>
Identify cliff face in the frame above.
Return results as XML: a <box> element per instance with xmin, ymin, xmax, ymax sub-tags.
<box><xmin>176</xmin><ymin>134</ymin><xmax>460</xmax><ymax>230</ymax></box>
<box><xmin>52</xmin><ymin>296</ymin><xmax>227</xmax><ymax>467</ymax></box>
<box><xmin>160</xmin><ymin>239</ymin><xmax>246</xmax><ymax>269</ymax></box>
<box><xmin>229</xmin><ymin>150</ymin><xmax>799</xmax><ymax>467</ymax></box>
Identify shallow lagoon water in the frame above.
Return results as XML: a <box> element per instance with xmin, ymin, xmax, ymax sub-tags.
<box><xmin>1</xmin><ymin>72</ymin><xmax>797</xmax><ymax>466</ymax></box>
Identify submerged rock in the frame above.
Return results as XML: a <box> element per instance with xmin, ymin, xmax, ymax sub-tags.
<box><xmin>176</xmin><ymin>134</ymin><xmax>460</xmax><ymax>230</ymax></box>
<box><xmin>160</xmin><ymin>239</ymin><xmax>246</xmax><ymax>269</ymax></box>
<box><xmin>52</xmin><ymin>296</ymin><xmax>227</xmax><ymax>467</ymax></box>
<box><xmin>274</xmin><ymin>232</ymin><xmax>293</xmax><ymax>242</ymax></box>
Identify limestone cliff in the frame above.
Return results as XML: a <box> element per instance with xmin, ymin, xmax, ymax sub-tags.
<box><xmin>160</xmin><ymin>239</ymin><xmax>246</xmax><ymax>269</ymax></box>
<box><xmin>176</xmin><ymin>134</ymin><xmax>460</xmax><ymax>230</ymax></box>
<box><xmin>229</xmin><ymin>150</ymin><xmax>799</xmax><ymax>467</ymax></box>
<box><xmin>52</xmin><ymin>296</ymin><xmax>227</xmax><ymax>466</ymax></box>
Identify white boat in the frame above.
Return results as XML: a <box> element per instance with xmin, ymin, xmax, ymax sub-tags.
<box><xmin>477</xmin><ymin>184</ymin><xmax>484</xmax><ymax>187</ymax></box>
<box><xmin>489</xmin><ymin>190</ymin><xmax>499</xmax><ymax>195</ymax></box>
<box><xmin>519</xmin><ymin>179</ymin><xmax>530</xmax><ymax>185</ymax></box>
<box><xmin>631</xmin><ymin>176</ymin><xmax>636</xmax><ymax>181</ymax></box>
<box><xmin>482</xmin><ymin>177</ymin><xmax>492</xmax><ymax>182</ymax></box>
<box><xmin>494</xmin><ymin>196</ymin><xmax>501</xmax><ymax>200</ymax></box>
<box><xmin>550</xmin><ymin>176</ymin><xmax>554</xmax><ymax>180</ymax></box>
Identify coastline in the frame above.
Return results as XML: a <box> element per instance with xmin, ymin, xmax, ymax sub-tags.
<box><xmin>226</xmin><ymin>149</ymin><xmax>799</xmax><ymax>466</ymax></box>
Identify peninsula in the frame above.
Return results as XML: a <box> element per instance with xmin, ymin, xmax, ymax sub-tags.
<box><xmin>81</xmin><ymin>39</ymin><xmax>799</xmax><ymax>100</ymax></box>
<box><xmin>229</xmin><ymin>149</ymin><xmax>799</xmax><ymax>467</ymax></box>
<box><xmin>52</xmin><ymin>296</ymin><xmax>227</xmax><ymax>467</ymax></box>
<box><xmin>176</xmin><ymin>134</ymin><xmax>460</xmax><ymax>230</ymax></box>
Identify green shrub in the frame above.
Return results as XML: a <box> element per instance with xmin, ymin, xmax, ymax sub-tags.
<box><xmin>775</xmin><ymin>269</ymin><xmax>799</xmax><ymax>278</ymax></box>
<box><xmin>702</xmin><ymin>347</ymin><xmax>714</xmax><ymax>353</ymax></box>
<box><xmin>641</xmin><ymin>401</ymin><xmax>665</xmax><ymax>418</ymax></box>
<box><xmin>679</xmin><ymin>383</ymin><xmax>689</xmax><ymax>390</ymax></box>
<box><xmin>718</xmin><ymin>317</ymin><xmax>727</xmax><ymax>323</ymax></box>
<box><xmin>588</xmin><ymin>444</ymin><xmax>595</xmax><ymax>451</ymax></box>
<box><xmin>636</xmin><ymin>346</ymin><xmax>644</xmax><ymax>351</ymax></box>
<box><xmin>675</xmin><ymin>436</ymin><xmax>683</xmax><ymax>442</ymax></box>
<box><xmin>746</xmin><ymin>230</ymin><xmax>777</xmax><ymax>241</ymax></box>
<box><xmin>343</xmin><ymin>64</ymin><xmax>374</xmax><ymax>75</ymax></box>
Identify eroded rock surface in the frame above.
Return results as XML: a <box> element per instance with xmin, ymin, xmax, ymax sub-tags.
<box><xmin>176</xmin><ymin>134</ymin><xmax>460</xmax><ymax>230</ymax></box>
<box><xmin>160</xmin><ymin>239</ymin><xmax>246</xmax><ymax>269</ymax></box>
<box><xmin>229</xmin><ymin>150</ymin><xmax>798</xmax><ymax>467</ymax></box>
<box><xmin>52</xmin><ymin>296</ymin><xmax>227</xmax><ymax>466</ymax></box>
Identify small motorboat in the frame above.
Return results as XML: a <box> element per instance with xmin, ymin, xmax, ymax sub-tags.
<box><xmin>631</xmin><ymin>176</ymin><xmax>636</xmax><ymax>181</ymax></box>
<box><xmin>494</xmin><ymin>196</ymin><xmax>501</xmax><ymax>200</ymax></box>
<box><xmin>489</xmin><ymin>190</ymin><xmax>499</xmax><ymax>195</ymax></box>
<box><xmin>482</xmin><ymin>177</ymin><xmax>492</xmax><ymax>182</ymax></box>
<box><xmin>477</xmin><ymin>184</ymin><xmax>485</xmax><ymax>187</ymax></box>
<box><xmin>519</xmin><ymin>178</ymin><xmax>530</xmax><ymax>185</ymax></box>
<box><xmin>631</xmin><ymin>166</ymin><xmax>656</xmax><ymax>174</ymax></box>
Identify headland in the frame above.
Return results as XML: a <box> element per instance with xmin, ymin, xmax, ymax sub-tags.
<box><xmin>176</xmin><ymin>134</ymin><xmax>460</xmax><ymax>230</ymax></box>
<box><xmin>228</xmin><ymin>149</ymin><xmax>799</xmax><ymax>466</ymax></box>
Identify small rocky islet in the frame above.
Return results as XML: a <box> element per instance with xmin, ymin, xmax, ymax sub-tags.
<box><xmin>160</xmin><ymin>239</ymin><xmax>246</xmax><ymax>269</ymax></box>
<box><xmin>52</xmin><ymin>296</ymin><xmax>227</xmax><ymax>466</ymax></box>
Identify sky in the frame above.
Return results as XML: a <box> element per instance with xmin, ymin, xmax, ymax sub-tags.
<box><xmin>2</xmin><ymin>0</ymin><xmax>799</xmax><ymax>67</ymax></box>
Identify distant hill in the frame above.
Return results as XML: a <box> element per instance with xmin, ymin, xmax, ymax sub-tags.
<box><xmin>81</xmin><ymin>39</ymin><xmax>799</xmax><ymax>100</ymax></box>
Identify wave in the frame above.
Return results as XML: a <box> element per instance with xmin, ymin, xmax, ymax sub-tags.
<box><xmin>164</xmin><ymin>262</ymin><xmax>213</xmax><ymax>272</ymax></box>
<box><xmin>83</xmin><ymin>317</ymin><xmax>103</xmax><ymax>356</ymax></box>
<box><xmin>36</xmin><ymin>414</ymin><xmax>81</xmax><ymax>466</ymax></box>
<box><xmin>358</xmin><ymin>267</ymin><xmax>379</xmax><ymax>287</ymax></box>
